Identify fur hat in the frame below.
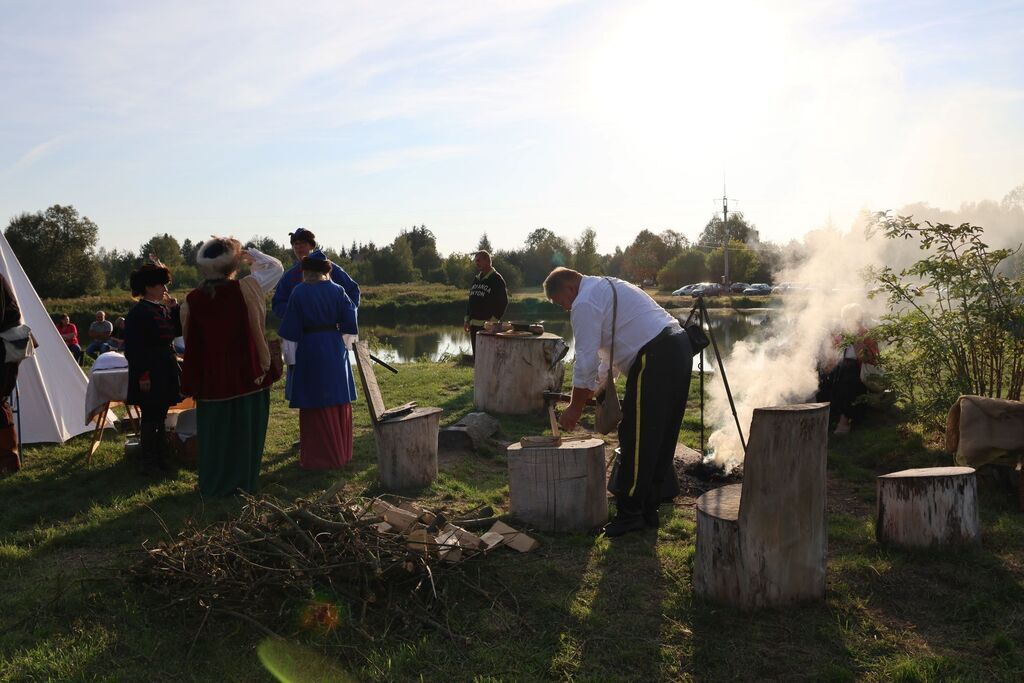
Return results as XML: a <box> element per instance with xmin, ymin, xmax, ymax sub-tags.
<box><xmin>301</xmin><ymin>253</ymin><xmax>332</xmax><ymax>274</ymax></box>
<box><xmin>196</xmin><ymin>237</ymin><xmax>242</xmax><ymax>280</ymax></box>
<box><xmin>289</xmin><ymin>227</ymin><xmax>316</xmax><ymax>246</ymax></box>
<box><xmin>129</xmin><ymin>263</ymin><xmax>171</xmax><ymax>297</ymax></box>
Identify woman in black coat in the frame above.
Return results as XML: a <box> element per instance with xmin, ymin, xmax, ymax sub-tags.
<box><xmin>124</xmin><ymin>263</ymin><xmax>182</xmax><ymax>473</ymax></box>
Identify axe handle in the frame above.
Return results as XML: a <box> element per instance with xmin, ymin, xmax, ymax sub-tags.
<box><xmin>543</xmin><ymin>391</ymin><xmax>598</xmax><ymax>407</ymax></box>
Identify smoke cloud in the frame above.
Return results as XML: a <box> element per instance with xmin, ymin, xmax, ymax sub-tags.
<box><xmin>702</xmin><ymin>184</ymin><xmax>1024</xmax><ymax>468</ymax></box>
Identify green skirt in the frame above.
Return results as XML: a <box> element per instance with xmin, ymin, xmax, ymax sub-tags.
<box><xmin>196</xmin><ymin>390</ymin><xmax>270</xmax><ymax>497</ymax></box>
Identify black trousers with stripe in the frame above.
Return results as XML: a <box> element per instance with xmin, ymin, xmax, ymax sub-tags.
<box><xmin>610</xmin><ymin>329</ymin><xmax>692</xmax><ymax>515</ymax></box>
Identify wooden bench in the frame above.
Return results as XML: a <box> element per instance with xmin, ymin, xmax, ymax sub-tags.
<box><xmin>353</xmin><ymin>341</ymin><xmax>442</xmax><ymax>490</ymax></box>
<box><xmin>694</xmin><ymin>403</ymin><xmax>830</xmax><ymax>610</ymax></box>
<box><xmin>876</xmin><ymin>467</ymin><xmax>980</xmax><ymax>548</ymax></box>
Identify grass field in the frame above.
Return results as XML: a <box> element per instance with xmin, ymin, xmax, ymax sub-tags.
<box><xmin>2</xmin><ymin>364</ymin><xmax>1022</xmax><ymax>681</ymax></box>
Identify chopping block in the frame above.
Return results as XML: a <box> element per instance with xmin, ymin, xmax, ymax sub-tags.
<box><xmin>507</xmin><ymin>437</ymin><xmax>608</xmax><ymax>532</ymax></box>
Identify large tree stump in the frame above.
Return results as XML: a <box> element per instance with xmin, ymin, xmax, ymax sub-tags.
<box><xmin>694</xmin><ymin>403</ymin><xmax>829</xmax><ymax>610</ymax></box>
<box><xmin>876</xmin><ymin>467</ymin><xmax>980</xmax><ymax>548</ymax></box>
<box><xmin>507</xmin><ymin>438</ymin><xmax>607</xmax><ymax>532</ymax></box>
<box><xmin>474</xmin><ymin>333</ymin><xmax>567</xmax><ymax>414</ymax></box>
<box><xmin>375</xmin><ymin>408</ymin><xmax>443</xmax><ymax>490</ymax></box>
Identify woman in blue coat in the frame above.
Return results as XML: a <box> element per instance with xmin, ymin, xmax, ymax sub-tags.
<box><xmin>278</xmin><ymin>253</ymin><xmax>358</xmax><ymax>469</ymax></box>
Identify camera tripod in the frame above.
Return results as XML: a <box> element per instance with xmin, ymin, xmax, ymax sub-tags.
<box><xmin>684</xmin><ymin>296</ymin><xmax>746</xmax><ymax>455</ymax></box>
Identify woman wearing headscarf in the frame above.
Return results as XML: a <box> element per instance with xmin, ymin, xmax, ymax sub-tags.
<box><xmin>124</xmin><ymin>262</ymin><xmax>181</xmax><ymax>474</ymax></box>
<box><xmin>181</xmin><ymin>238</ymin><xmax>283</xmax><ymax>496</ymax></box>
<box><xmin>278</xmin><ymin>252</ymin><xmax>358</xmax><ymax>469</ymax></box>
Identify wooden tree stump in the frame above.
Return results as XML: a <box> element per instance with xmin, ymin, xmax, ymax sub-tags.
<box><xmin>694</xmin><ymin>484</ymin><xmax>743</xmax><ymax>598</ymax></box>
<box><xmin>507</xmin><ymin>438</ymin><xmax>607</xmax><ymax>532</ymax></box>
<box><xmin>876</xmin><ymin>466</ymin><xmax>980</xmax><ymax>548</ymax></box>
<box><xmin>375</xmin><ymin>408</ymin><xmax>443</xmax><ymax>491</ymax></box>
<box><xmin>693</xmin><ymin>403</ymin><xmax>830</xmax><ymax>610</ymax></box>
<box><xmin>474</xmin><ymin>333</ymin><xmax>567</xmax><ymax>414</ymax></box>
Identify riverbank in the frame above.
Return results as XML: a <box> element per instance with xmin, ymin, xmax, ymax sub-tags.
<box><xmin>2</xmin><ymin>363</ymin><xmax>1021</xmax><ymax>681</ymax></box>
<box><xmin>44</xmin><ymin>282</ymin><xmax>779</xmax><ymax>332</ymax></box>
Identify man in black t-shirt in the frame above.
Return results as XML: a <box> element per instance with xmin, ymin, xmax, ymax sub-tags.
<box><xmin>463</xmin><ymin>250</ymin><xmax>508</xmax><ymax>355</ymax></box>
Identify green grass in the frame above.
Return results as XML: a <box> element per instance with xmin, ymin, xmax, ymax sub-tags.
<box><xmin>2</xmin><ymin>365</ymin><xmax>1023</xmax><ymax>681</ymax></box>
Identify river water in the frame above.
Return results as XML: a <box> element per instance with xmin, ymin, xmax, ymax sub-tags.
<box><xmin>362</xmin><ymin>308</ymin><xmax>776</xmax><ymax>370</ymax></box>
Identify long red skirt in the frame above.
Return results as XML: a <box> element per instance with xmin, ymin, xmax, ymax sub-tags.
<box><xmin>299</xmin><ymin>403</ymin><xmax>353</xmax><ymax>470</ymax></box>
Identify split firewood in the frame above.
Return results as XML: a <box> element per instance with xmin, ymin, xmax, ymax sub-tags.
<box><xmin>479</xmin><ymin>531</ymin><xmax>506</xmax><ymax>551</ymax></box>
<box><xmin>487</xmin><ymin>520</ymin><xmax>540</xmax><ymax>552</ymax></box>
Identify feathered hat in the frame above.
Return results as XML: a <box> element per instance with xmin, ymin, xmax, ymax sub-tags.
<box><xmin>196</xmin><ymin>237</ymin><xmax>242</xmax><ymax>279</ymax></box>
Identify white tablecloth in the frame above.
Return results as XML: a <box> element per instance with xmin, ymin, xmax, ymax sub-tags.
<box><xmin>85</xmin><ymin>368</ymin><xmax>129</xmax><ymax>425</ymax></box>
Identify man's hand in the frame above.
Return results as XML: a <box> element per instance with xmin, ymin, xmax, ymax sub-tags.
<box><xmin>463</xmin><ymin>321</ymin><xmax>471</xmax><ymax>333</ymax></box>
<box><xmin>559</xmin><ymin>386</ymin><xmax>595</xmax><ymax>431</ymax></box>
<box><xmin>559</xmin><ymin>402</ymin><xmax>584</xmax><ymax>431</ymax></box>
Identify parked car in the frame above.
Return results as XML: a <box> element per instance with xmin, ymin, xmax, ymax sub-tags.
<box><xmin>672</xmin><ymin>284</ymin><xmax>698</xmax><ymax>296</ymax></box>
<box><xmin>691</xmin><ymin>282</ymin><xmax>726</xmax><ymax>297</ymax></box>
<box><xmin>743</xmin><ymin>283</ymin><xmax>772</xmax><ymax>295</ymax></box>
<box><xmin>730</xmin><ymin>282</ymin><xmax>749</xmax><ymax>293</ymax></box>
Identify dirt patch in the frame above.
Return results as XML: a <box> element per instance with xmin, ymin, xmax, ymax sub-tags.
<box><xmin>827</xmin><ymin>476</ymin><xmax>873</xmax><ymax>517</ymax></box>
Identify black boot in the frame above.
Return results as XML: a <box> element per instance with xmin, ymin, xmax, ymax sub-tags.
<box><xmin>643</xmin><ymin>506</ymin><xmax>660</xmax><ymax>529</ymax></box>
<box><xmin>602</xmin><ymin>510</ymin><xmax>647</xmax><ymax>537</ymax></box>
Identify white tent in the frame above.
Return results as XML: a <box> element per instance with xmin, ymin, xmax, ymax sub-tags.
<box><xmin>0</xmin><ymin>230</ymin><xmax>106</xmax><ymax>443</ymax></box>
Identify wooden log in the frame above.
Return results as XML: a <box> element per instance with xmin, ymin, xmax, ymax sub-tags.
<box><xmin>693</xmin><ymin>403</ymin><xmax>830</xmax><ymax>610</ymax></box>
<box><xmin>507</xmin><ymin>438</ymin><xmax>607</xmax><ymax>532</ymax></box>
<box><xmin>473</xmin><ymin>333</ymin><xmax>567</xmax><ymax>414</ymax></box>
<box><xmin>693</xmin><ymin>484</ymin><xmax>743</xmax><ymax>600</ymax></box>
<box><xmin>876</xmin><ymin>466</ymin><xmax>980</xmax><ymax>548</ymax></box>
<box><xmin>375</xmin><ymin>407</ymin><xmax>443</xmax><ymax>491</ymax></box>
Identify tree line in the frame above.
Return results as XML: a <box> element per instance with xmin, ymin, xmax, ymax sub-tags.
<box><xmin>6</xmin><ymin>204</ymin><xmax>784</xmax><ymax>299</ymax></box>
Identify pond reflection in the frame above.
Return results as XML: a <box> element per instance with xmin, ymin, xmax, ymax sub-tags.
<box><xmin>362</xmin><ymin>308</ymin><xmax>775</xmax><ymax>371</ymax></box>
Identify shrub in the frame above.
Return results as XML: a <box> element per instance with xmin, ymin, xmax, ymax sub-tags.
<box><xmin>871</xmin><ymin>213</ymin><xmax>1024</xmax><ymax>428</ymax></box>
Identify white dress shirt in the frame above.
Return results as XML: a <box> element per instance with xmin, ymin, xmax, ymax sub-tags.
<box><xmin>570</xmin><ymin>276</ymin><xmax>681</xmax><ymax>391</ymax></box>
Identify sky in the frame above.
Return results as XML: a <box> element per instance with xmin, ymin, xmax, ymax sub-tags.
<box><xmin>1</xmin><ymin>0</ymin><xmax>1022</xmax><ymax>256</ymax></box>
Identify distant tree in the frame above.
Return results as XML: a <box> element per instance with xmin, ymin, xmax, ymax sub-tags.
<box><xmin>180</xmin><ymin>238</ymin><xmax>198</xmax><ymax>266</ymax></box>
<box><xmin>139</xmin><ymin>233</ymin><xmax>184</xmax><ymax>267</ymax></box>
<box><xmin>572</xmin><ymin>228</ymin><xmax>602</xmax><ymax>275</ymax></box>
<box><xmin>96</xmin><ymin>248</ymin><xmax>138</xmax><ymax>292</ymax></box>
<box><xmin>346</xmin><ymin>259</ymin><xmax>375</xmax><ymax>285</ymax></box>
<box><xmin>602</xmin><ymin>246</ymin><xmax>625</xmax><ymax>278</ymax></box>
<box><xmin>413</xmin><ymin>243</ymin><xmax>442</xmax><ymax>280</ymax></box>
<box><xmin>372</xmin><ymin>235</ymin><xmax>418</xmax><ymax>283</ymax></box>
<box><xmin>476</xmin><ymin>233</ymin><xmax>493</xmax><ymax>253</ymax></box>
<box><xmin>5</xmin><ymin>205</ymin><xmax>104</xmax><ymax>297</ymax></box>
<box><xmin>659</xmin><ymin>229</ymin><xmax>689</xmax><ymax>254</ymax></box>
<box><xmin>657</xmin><ymin>248</ymin><xmax>709</xmax><ymax>289</ymax></box>
<box><xmin>622</xmin><ymin>230</ymin><xmax>671</xmax><ymax>284</ymax></box>
<box><xmin>697</xmin><ymin>213</ymin><xmax>758</xmax><ymax>247</ymax></box>
<box><xmin>705</xmin><ymin>240</ymin><xmax>761</xmax><ymax>283</ymax></box>
<box><xmin>520</xmin><ymin>228</ymin><xmax>572</xmax><ymax>285</ymax></box>
<box><xmin>1003</xmin><ymin>183</ymin><xmax>1024</xmax><ymax>211</ymax></box>
<box><xmin>492</xmin><ymin>252</ymin><xmax>523</xmax><ymax>293</ymax></box>
<box><xmin>403</xmin><ymin>225</ymin><xmax>436</xmax><ymax>257</ymax></box>
<box><xmin>444</xmin><ymin>253</ymin><xmax>475</xmax><ymax>287</ymax></box>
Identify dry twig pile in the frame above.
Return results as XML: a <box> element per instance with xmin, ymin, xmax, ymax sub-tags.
<box><xmin>131</xmin><ymin>491</ymin><xmax>537</xmax><ymax>643</ymax></box>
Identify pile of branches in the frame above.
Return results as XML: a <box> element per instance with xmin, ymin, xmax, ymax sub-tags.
<box><xmin>130</xmin><ymin>490</ymin><xmax>509</xmax><ymax>643</ymax></box>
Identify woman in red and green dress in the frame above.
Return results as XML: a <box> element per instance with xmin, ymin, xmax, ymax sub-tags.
<box><xmin>181</xmin><ymin>238</ymin><xmax>283</xmax><ymax>497</ymax></box>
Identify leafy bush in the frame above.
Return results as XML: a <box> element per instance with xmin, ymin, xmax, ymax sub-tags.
<box><xmin>871</xmin><ymin>213</ymin><xmax>1024</xmax><ymax>428</ymax></box>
